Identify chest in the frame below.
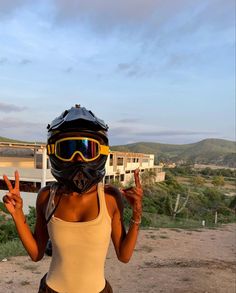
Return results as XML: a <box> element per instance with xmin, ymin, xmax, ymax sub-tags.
<box><xmin>47</xmin><ymin>193</ymin><xmax>112</xmax><ymax>251</ymax></box>
<box><xmin>53</xmin><ymin>192</ymin><xmax>113</xmax><ymax>222</ymax></box>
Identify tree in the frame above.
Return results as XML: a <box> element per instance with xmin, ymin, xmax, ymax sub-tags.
<box><xmin>229</xmin><ymin>196</ymin><xmax>236</xmax><ymax>214</ymax></box>
<box><xmin>212</xmin><ymin>176</ymin><xmax>225</xmax><ymax>187</ymax></box>
<box><xmin>169</xmin><ymin>190</ymin><xmax>190</xmax><ymax>219</ymax></box>
<box><xmin>191</xmin><ymin>175</ymin><xmax>205</xmax><ymax>187</ymax></box>
<box><xmin>140</xmin><ymin>169</ymin><xmax>156</xmax><ymax>186</ymax></box>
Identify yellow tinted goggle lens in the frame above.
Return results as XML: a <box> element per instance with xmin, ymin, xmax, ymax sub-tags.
<box><xmin>54</xmin><ymin>137</ymin><xmax>108</xmax><ymax>162</ymax></box>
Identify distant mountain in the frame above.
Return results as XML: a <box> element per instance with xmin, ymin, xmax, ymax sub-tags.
<box><xmin>0</xmin><ymin>136</ymin><xmax>44</xmax><ymax>144</ymax></box>
<box><xmin>0</xmin><ymin>136</ymin><xmax>44</xmax><ymax>157</ymax></box>
<box><xmin>1</xmin><ymin>136</ymin><xmax>235</xmax><ymax>168</ymax></box>
<box><xmin>111</xmin><ymin>139</ymin><xmax>236</xmax><ymax>168</ymax></box>
<box><xmin>0</xmin><ymin>136</ymin><xmax>26</xmax><ymax>143</ymax></box>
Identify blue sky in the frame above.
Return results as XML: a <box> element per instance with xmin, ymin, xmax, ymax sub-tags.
<box><xmin>0</xmin><ymin>0</ymin><xmax>235</xmax><ymax>145</ymax></box>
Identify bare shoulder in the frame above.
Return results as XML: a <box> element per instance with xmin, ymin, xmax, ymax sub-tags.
<box><xmin>104</xmin><ymin>184</ymin><xmax>124</xmax><ymax>213</ymax></box>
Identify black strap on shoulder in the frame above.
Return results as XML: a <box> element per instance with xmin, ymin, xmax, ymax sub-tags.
<box><xmin>46</xmin><ymin>193</ymin><xmax>62</xmax><ymax>224</ymax></box>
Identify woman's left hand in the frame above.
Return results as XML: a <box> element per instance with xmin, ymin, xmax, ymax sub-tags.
<box><xmin>2</xmin><ymin>170</ymin><xmax>23</xmax><ymax>216</ymax></box>
<box><xmin>120</xmin><ymin>169</ymin><xmax>143</xmax><ymax>222</ymax></box>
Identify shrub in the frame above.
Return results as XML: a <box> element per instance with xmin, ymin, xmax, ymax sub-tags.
<box><xmin>26</xmin><ymin>206</ymin><xmax>36</xmax><ymax>231</ymax></box>
<box><xmin>0</xmin><ymin>219</ymin><xmax>18</xmax><ymax>243</ymax></box>
<box><xmin>0</xmin><ymin>239</ymin><xmax>26</xmax><ymax>259</ymax></box>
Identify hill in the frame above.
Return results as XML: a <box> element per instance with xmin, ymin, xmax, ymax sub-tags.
<box><xmin>0</xmin><ymin>136</ymin><xmax>45</xmax><ymax>144</ymax></box>
<box><xmin>111</xmin><ymin>139</ymin><xmax>236</xmax><ymax>168</ymax></box>
<box><xmin>0</xmin><ymin>136</ymin><xmax>42</xmax><ymax>157</ymax></box>
<box><xmin>0</xmin><ymin>136</ymin><xmax>235</xmax><ymax>167</ymax></box>
<box><xmin>0</xmin><ymin>136</ymin><xmax>26</xmax><ymax>143</ymax></box>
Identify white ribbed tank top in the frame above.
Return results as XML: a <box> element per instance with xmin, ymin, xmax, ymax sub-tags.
<box><xmin>45</xmin><ymin>183</ymin><xmax>111</xmax><ymax>293</ymax></box>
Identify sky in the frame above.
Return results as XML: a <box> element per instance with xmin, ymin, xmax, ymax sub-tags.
<box><xmin>0</xmin><ymin>0</ymin><xmax>235</xmax><ymax>146</ymax></box>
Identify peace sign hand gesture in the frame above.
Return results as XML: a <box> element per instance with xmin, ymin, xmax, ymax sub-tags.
<box><xmin>2</xmin><ymin>170</ymin><xmax>23</xmax><ymax>216</ymax></box>
<box><xmin>120</xmin><ymin>169</ymin><xmax>143</xmax><ymax>222</ymax></box>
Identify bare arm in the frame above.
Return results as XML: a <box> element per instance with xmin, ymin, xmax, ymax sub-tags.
<box><xmin>2</xmin><ymin>171</ymin><xmax>49</xmax><ymax>261</ymax></box>
<box><xmin>107</xmin><ymin>169</ymin><xmax>143</xmax><ymax>263</ymax></box>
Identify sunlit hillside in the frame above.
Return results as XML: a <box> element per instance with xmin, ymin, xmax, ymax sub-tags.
<box><xmin>111</xmin><ymin>139</ymin><xmax>236</xmax><ymax>168</ymax></box>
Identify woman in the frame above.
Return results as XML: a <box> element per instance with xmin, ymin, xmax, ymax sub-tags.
<box><xmin>2</xmin><ymin>104</ymin><xmax>143</xmax><ymax>293</ymax></box>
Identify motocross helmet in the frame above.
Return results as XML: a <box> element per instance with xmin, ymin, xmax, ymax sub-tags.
<box><xmin>47</xmin><ymin>104</ymin><xmax>109</xmax><ymax>194</ymax></box>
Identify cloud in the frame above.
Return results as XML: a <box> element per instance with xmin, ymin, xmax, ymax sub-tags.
<box><xmin>188</xmin><ymin>0</ymin><xmax>235</xmax><ymax>32</ymax></box>
<box><xmin>116</xmin><ymin>118</ymin><xmax>141</xmax><ymax>123</ymax></box>
<box><xmin>52</xmin><ymin>0</ymin><xmax>234</xmax><ymax>38</ymax></box>
<box><xmin>0</xmin><ymin>102</ymin><xmax>27</xmax><ymax>112</ymax></box>
<box><xmin>0</xmin><ymin>57</ymin><xmax>8</xmax><ymax>65</ymax></box>
<box><xmin>0</xmin><ymin>0</ymin><xmax>30</xmax><ymax>17</ymax></box>
<box><xmin>109</xmin><ymin>126</ymin><xmax>134</xmax><ymax>137</ymax></box>
<box><xmin>136</xmin><ymin>130</ymin><xmax>217</xmax><ymax>137</ymax></box>
<box><xmin>52</xmin><ymin>0</ymin><xmax>202</xmax><ymax>43</ymax></box>
<box><xmin>64</xmin><ymin>66</ymin><xmax>74</xmax><ymax>73</ymax></box>
<box><xmin>163</xmin><ymin>53</ymin><xmax>191</xmax><ymax>70</ymax></box>
<box><xmin>0</xmin><ymin>117</ymin><xmax>46</xmax><ymax>141</ymax></box>
<box><xmin>1</xmin><ymin>1</ymin><xmax>234</xmax><ymax>36</ymax></box>
<box><xmin>0</xmin><ymin>117</ymin><xmax>41</xmax><ymax>128</ymax></box>
<box><xmin>117</xmin><ymin>61</ymin><xmax>143</xmax><ymax>77</ymax></box>
<box><xmin>116</xmin><ymin>58</ymin><xmax>158</xmax><ymax>77</ymax></box>
<box><xmin>109</xmin><ymin>121</ymin><xmax>218</xmax><ymax>144</ymax></box>
<box><xmin>111</xmin><ymin>125</ymin><xmax>216</xmax><ymax>138</ymax></box>
<box><xmin>0</xmin><ymin>58</ymin><xmax>32</xmax><ymax>66</ymax></box>
<box><xmin>54</xmin><ymin>0</ymin><xmax>161</xmax><ymax>29</ymax></box>
<box><xmin>19</xmin><ymin>58</ymin><xmax>32</xmax><ymax>65</ymax></box>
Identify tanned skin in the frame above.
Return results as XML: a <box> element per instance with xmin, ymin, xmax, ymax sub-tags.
<box><xmin>2</xmin><ymin>169</ymin><xmax>143</xmax><ymax>263</ymax></box>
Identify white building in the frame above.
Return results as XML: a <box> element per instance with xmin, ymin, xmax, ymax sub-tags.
<box><xmin>105</xmin><ymin>151</ymin><xmax>165</xmax><ymax>185</ymax></box>
<box><xmin>0</xmin><ymin>142</ymin><xmax>165</xmax><ymax>188</ymax></box>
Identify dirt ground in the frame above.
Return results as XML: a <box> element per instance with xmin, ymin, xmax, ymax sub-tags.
<box><xmin>0</xmin><ymin>224</ymin><xmax>235</xmax><ymax>293</ymax></box>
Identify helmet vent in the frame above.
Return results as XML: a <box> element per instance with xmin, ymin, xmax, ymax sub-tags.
<box><xmin>62</xmin><ymin>110</ymin><xmax>69</xmax><ymax>118</ymax></box>
<box><xmin>88</xmin><ymin>110</ymin><xmax>95</xmax><ymax>117</ymax></box>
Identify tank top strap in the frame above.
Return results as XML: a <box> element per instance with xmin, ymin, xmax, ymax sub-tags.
<box><xmin>45</xmin><ymin>182</ymin><xmax>60</xmax><ymax>221</ymax></box>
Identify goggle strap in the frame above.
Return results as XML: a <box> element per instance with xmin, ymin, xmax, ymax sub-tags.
<box><xmin>51</xmin><ymin>144</ymin><xmax>55</xmax><ymax>155</ymax></box>
<box><xmin>47</xmin><ymin>145</ymin><xmax>50</xmax><ymax>155</ymax></box>
<box><xmin>47</xmin><ymin>144</ymin><xmax>55</xmax><ymax>155</ymax></box>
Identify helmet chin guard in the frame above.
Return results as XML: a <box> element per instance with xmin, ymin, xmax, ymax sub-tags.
<box><xmin>47</xmin><ymin>105</ymin><xmax>109</xmax><ymax>193</ymax></box>
<box><xmin>49</xmin><ymin>155</ymin><xmax>107</xmax><ymax>194</ymax></box>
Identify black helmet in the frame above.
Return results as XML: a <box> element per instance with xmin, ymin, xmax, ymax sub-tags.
<box><xmin>47</xmin><ymin>104</ymin><xmax>109</xmax><ymax>194</ymax></box>
<box><xmin>47</xmin><ymin>104</ymin><xmax>108</xmax><ymax>142</ymax></box>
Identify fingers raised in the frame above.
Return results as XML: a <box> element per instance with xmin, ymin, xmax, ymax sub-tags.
<box><xmin>134</xmin><ymin>169</ymin><xmax>141</xmax><ymax>189</ymax></box>
<box><xmin>3</xmin><ymin>171</ymin><xmax>20</xmax><ymax>193</ymax></box>
<box><xmin>3</xmin><ymin>174</ymin><xmax>13</xmax><ymax>192</ymax></box>
<box><xmin>14</xmin><ymin>170</ymin><xmax>20</xmax><ymax>191</ymax></box>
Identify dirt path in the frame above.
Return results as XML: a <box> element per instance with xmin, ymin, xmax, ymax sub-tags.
<box><xmin>0</xmin><ymin>224</ymin><xmax>235</xmax><ymax>293</ymax></box>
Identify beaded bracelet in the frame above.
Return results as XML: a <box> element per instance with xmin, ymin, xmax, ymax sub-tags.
<box><xmin>130</xmin><ymin>218</ymin><xmax>141</xmax><ymax>225</ymax></box>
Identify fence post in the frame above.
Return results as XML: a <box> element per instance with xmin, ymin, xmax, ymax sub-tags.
<box><xmin>41</xmin><ymin>146</ymin><xmax>47</xmax><ymax>188</ymax></box>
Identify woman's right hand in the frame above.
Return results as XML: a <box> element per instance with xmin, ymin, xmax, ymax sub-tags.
<box><xmin>2</xmin><ymin>170</ymin><xmax>23</xmax><ymax>216</ymax></box>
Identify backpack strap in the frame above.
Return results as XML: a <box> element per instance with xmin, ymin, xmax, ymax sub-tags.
<box><xmin>45</xmin><ymin>183</ymin><xmax>62</xmax><ymax>224</ymax></box>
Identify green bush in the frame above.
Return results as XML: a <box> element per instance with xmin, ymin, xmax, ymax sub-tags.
<box><xmin>123</xmin><ymin>207</ymin><xmax>132</xmax><ymax>227</ymax></box>
<box><xmin>0</xmin><ymin>239</ymin><xmax>26</xmax><ymax>259</ymax></box>
<box><xmin>0</xmin><ymin>202</ymin><xmax>9</xmax><ymax>214</ymax></box>
<box><xmin>0</xmin><ymin>206</ymin><xmax>36</xmax><ymax>244</ymax></box>
<box><xmin>26</xmin><ymin>206</ymin><xmax>36</xmax><ymax>231</ymax></box>
<box><xmin>140</xmin><ymin>213</ymin><xmax>152</xmax><ymax>227</ymax></box>
<box><xmin>0</xmin><ymin>219</ymin><xmax>18</xmax><ymax>243</ymax></box>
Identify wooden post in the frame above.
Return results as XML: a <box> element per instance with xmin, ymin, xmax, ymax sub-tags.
<box><xmin>41</xmin><ymin>146</ymin><xmax>47</xmax><ymax>188</ymax></box>
<box><xmin>214</xmin><ymin>211</ymin><xmax>218</xmax><ymax>224</ymax></box>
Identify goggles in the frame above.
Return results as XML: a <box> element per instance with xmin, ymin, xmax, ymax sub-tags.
<box><xmin>47</xmin><ymin>137</ymin><xmax>109</xmax><ymax>162</ymax></box>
